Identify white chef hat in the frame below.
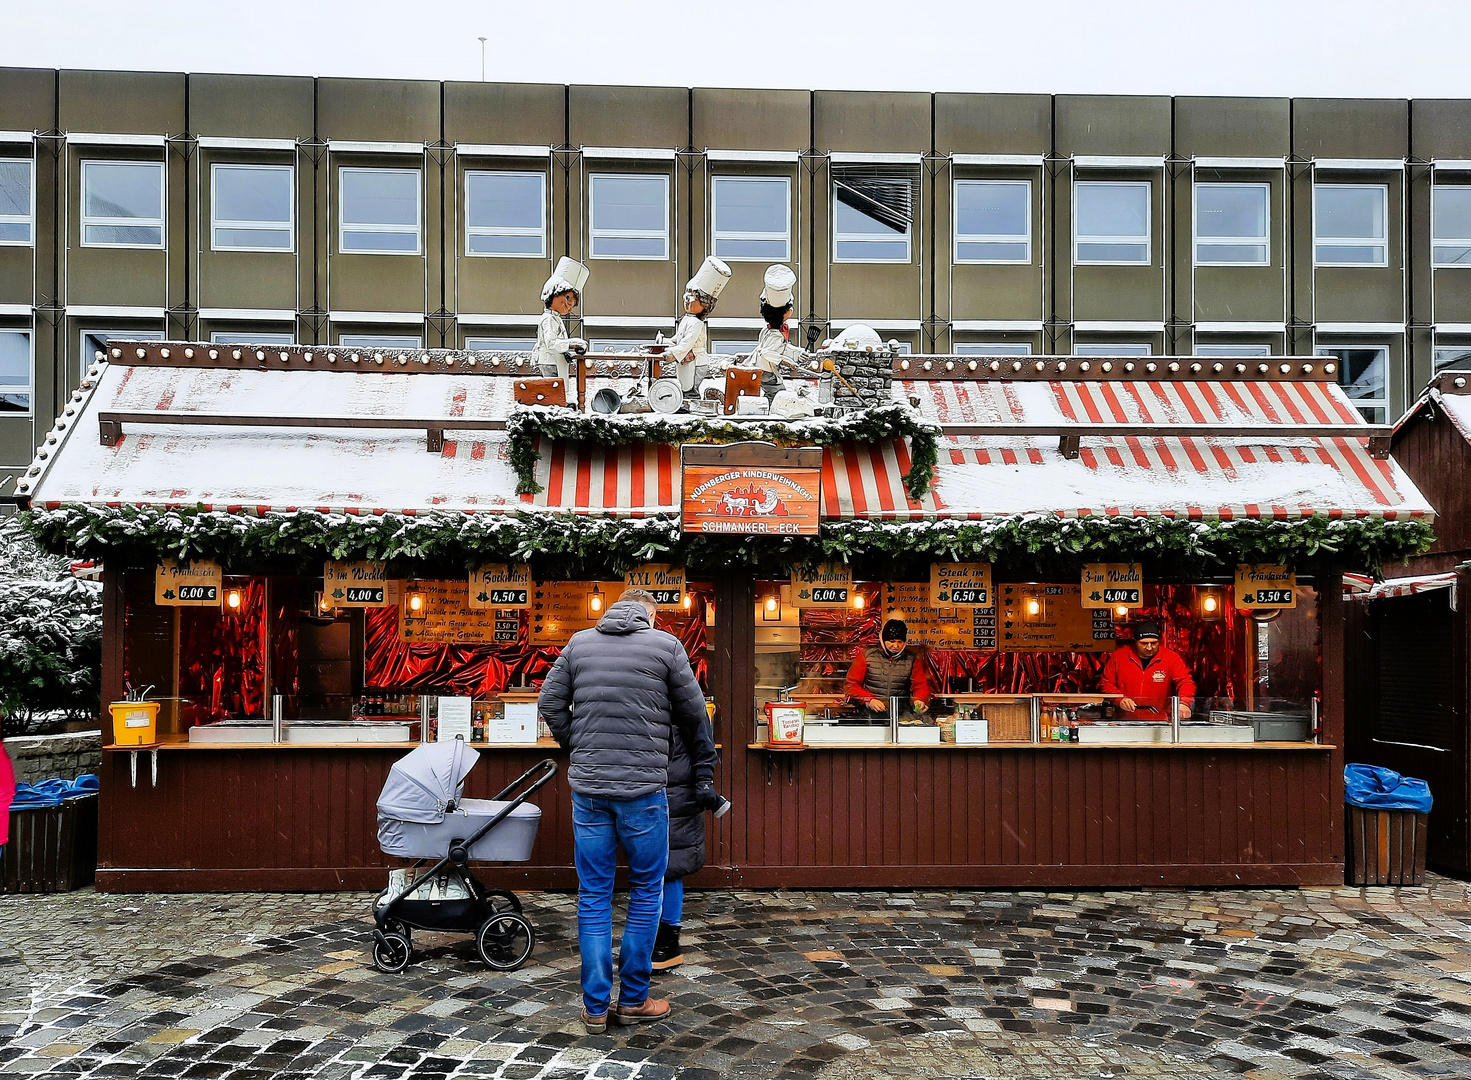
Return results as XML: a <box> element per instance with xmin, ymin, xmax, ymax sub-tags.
<box><xmin>686</xmin><ymin>256</ymin><xmax>732</xmax><ymax>300</ymax></box>
<box><xmin>541</xmin><ymin>257</ymin><xmax>590</xmax><ymax>304</ymax></box>
<box><xmin>760</xmin><ymin>264</ymin><xmax>797</xmax><ymax>308</ymax></box>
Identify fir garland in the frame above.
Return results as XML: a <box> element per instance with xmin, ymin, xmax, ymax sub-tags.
<box><xmin>23</xmin><ymin>502</ymin><xmax>1432</xmax><ymax>580</ymax></box>
<box><xmin>506</xmin><ymin>403</ymin><xmax>941</xmax><ymax>501</ymax></box>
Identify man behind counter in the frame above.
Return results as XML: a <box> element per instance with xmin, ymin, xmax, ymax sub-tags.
<box><xmin>845</xmin><ymin>613</ymin><xmax>932</xmax><ymax>715</ymax></box>
<box><xmin>1099</xmin><ymin>621</ymin><xmax>1196</xmax><ymax>718</ymax></box>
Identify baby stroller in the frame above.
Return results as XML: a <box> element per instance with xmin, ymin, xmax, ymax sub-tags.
<box><xmin>372</xmin><ymin>739</ymin><xmax>557</xmax><ymax>973</ymax></box>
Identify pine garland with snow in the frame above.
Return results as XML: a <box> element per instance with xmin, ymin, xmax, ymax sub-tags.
<box><xmin>0</xmin><ymin>518</ymin><xmax>102</xmax><ymax>736</ymax></box>
<box><xmin>23</xmin><ymin>502</ymin><xmax>1431</xmax><ymax>580</ymax></box>
<box><xmin>506</xmin><ymin>403</ymin><xmax>941</xmax><ymax>500</ymax></box>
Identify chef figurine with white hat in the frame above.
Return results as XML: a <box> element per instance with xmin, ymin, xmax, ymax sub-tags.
<box><xmin>533</xmin><ymin>256</ymin><xmax>590</xmax><ymax>397</ymax></box>
<box><xmin>658</xmin><ymin>255</ymin><xmax>731</xmax><ymax>399</ymax></box>
<box><xmin>749</xmin><ymin>264</ymin><xmax>813</xmax><ymax>398</ymax></box>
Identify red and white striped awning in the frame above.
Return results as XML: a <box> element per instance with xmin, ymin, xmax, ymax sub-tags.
<box><xmin>525</xmin><ymin>439</ymin><xmax>680</xmax><ymax>515</ymax></box>
<box><xmin>1360</xmin><ymin>572</ymin><xmax>1459</xmax><ymax>601</ymax></box>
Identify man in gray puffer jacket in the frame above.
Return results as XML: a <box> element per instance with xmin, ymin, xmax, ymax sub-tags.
<box><xmin>539</xmin><ymin>589</ymin><xmax>719</xmax><ymax>1034</ymax></box>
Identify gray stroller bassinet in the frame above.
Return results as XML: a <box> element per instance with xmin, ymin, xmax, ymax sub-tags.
<box><xmin>377</xmin><ymin>739</ymin><xmax>541</xmax><ymax>861</ymax></box>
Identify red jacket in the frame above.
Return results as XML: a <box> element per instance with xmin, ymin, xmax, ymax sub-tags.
<box><xmin>845</xmin><ymin>647</ymin><xmax>932</xmax><ymax>705</ymax></box>
<box><xmin>0</xmin><ymin>742</ymin><xmax>14</xmax><ymax>847</ymax></box>
<box><xmin>1099</xmin><ymin>644</ymin><xmax>1197</xmax><ymax>715</ymax></box>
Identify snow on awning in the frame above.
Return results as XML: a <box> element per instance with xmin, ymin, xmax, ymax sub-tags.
<box><xmin>1360</xmin><ymin>572</ymin><xmax>1459</xmax><ymax>601</ymax></box>
<box><xmin>888</xmin><ymin>378</ymin><xmax>1430</xmax><ymax>521</ymax></box>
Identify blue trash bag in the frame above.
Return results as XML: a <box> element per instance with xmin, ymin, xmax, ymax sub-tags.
<box><xmin>1345</xmin><ymin>764</ymin><xmax>1433</xmax><ymax>812</ymax></box>
<box><xmin>10</xmin><ymin>774</ymin><xmax>99</xmax><ymax>810</ymax></box>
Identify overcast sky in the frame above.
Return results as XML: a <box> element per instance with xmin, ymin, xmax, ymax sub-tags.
<box><xmin>5</xmin><ymin>0</ymin><xmax>1470</xmax><ymax>99</ymax></box>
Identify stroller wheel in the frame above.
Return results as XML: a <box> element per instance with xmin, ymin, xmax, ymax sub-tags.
<box><xmin>475</xmin><ymin>912</ymin><xmax>535</xmax><ymax>971</ymax></box>
<box><xmin>372</xmin><ymin>931</ymin><xmax>412</xmax><ymax>974</ymax></box>
<box><xmin>485</xmin><ymin>889</ymin><xmax>523</xmax><ymax>915</ymax></box>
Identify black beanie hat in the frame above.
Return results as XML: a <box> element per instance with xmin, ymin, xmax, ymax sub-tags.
<box><xmin>1134</xmin><ymin>620</ymin><xmax>1162</xmax><ymax>641</ymax></box>
<box><xmin>881</xmin><ymin>618</ymin><xmax>908</xmax><ymax>642</ymax></box>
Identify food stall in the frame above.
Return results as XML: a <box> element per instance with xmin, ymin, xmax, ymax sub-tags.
<box><xmin>17</xmin><ymin>340</ymin><xmax>1433</xmax><ymax>890</ymax></box>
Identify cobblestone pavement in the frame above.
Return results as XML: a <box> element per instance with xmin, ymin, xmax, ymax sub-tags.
<box><xmin>3</xmin><ymin>879</ymin><xmax>1471</xmax><ymax>1079</ymax></box>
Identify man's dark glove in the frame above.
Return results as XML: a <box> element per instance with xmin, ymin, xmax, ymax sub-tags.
<box><xmin>694</xmin><ymin>782</ymin><xmax>726</xmax><ymax>814</ymax></box>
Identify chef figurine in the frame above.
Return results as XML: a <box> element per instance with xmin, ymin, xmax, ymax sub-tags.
<box><xmin>533</xmin><ymin>257</ymin><xmax>591</xmax><ymax>397</ymax></box>
<box><xmin>749</xmin><ymin>264</ymin><xmax>812</xmax><ymax>398</ymax></box>
<box><xmin>659</xmin><ymin>255</ymin><xmax>731</xmax><ymax>400</ymax></box>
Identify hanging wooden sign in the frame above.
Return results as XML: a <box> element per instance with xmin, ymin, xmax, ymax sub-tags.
<box><xmin>155</xmin><ymin>559</ymin><xmax>223</xmax><ymax>606</ymax></box>
<box><xmin>1081</xmin><ymin>562</ymin><xmax>1144</xmax><ymax>609</ymax></box>
<box><xmin>680</xmin><ymin>444</ymin><xmax>823</xmax><ymax>536</ymax></box>
<box><xmin>929</xmin><ymin>563</ymin><xmax>993</xmax><ymax>607</ymax></box>
<box><xmin>1235</xmin><ymin>564</ymin><xmax>1297</xmax><ymax>609</ymax></box>
<box><xmin>624</xmin><ymin>564</ymin><xmax>687</xmax><ymax>607</ymax></box>
<box><xmin>468</xmin><ymin>563</ymin><xmax>532</xmax><ymax>609</ymax></box>
<box><xmin>1000</xmin><ymin>583</ymin><xmax>1117</xmax><ymax>652</ymax></box>
<box><xmin>324</xmin><ymin>560</ymin><xmax>390</xmax><ymax>608</ymax></box>
<box><xmin>530</xmin><ymin>581</ymin><xmax>624</xmax><ymax>644</ymax></box>
<box><xmin>882</xmin><ymin>581</ymin><xmax>986</xmax><ymax>648</ymax></box>
<box><xmin>792</xmin><ymin>563</ymin><xmax>852</xmax><ymax>607</ymax></box>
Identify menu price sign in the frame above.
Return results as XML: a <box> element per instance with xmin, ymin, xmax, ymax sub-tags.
<box><xmin>155</xmin><ymin>559</ymin><xmax>223</xmax><ymax>606</ymax></box>
<box><xmin>792</xmin><ymin>563</ymin><xmax>853</xmax><ymax>608</ymax></box>
<box><xmin>468</xmin><ymin>563</ymin><xmax>532</xmax><ymax>609</ymax></box>
<box><xmin>1081</xmin><ymin>563</ymin><xmax>1144</xmax><ymax>609</ymax></box>
<box><xmin>1236</xmin><ymin>564</ymin><xmax>1297</xmax><ymax>610</ymax></box>
<box><xmin>399</xmin><ymin>580</ymin><xmax>517</xmax><ymax>644</ymax></box>
<box><xmin>624</xmin><ymin>564</ymin><xmax>686</xmax><ymax>608</ymax></box>
<box><xmin>930</xmin><ymin>563</ymin><xmax>993</xmax><ymax>607</ymax></box>
<box><xmin>325</xmin><ymin>560</ymin><xmax>390</xmax><ymax>607</ymax></box>
<box><xmin>881</xmin><ymin>582</ymin><xmax>979</xmax><ymax>648</ymax></box>
<box><xmin>999</xmin><ymin>583</ymin><xmax>1116</xmax><ymax>652</ymax></box>
<box><xmin>531</xmin><ymin>581</ymin><xmax>624</xmax><ymax>644</ymax></box>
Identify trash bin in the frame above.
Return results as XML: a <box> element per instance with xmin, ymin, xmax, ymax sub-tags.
<box><xmin>0</xmin><ymin>775</ymin><xmax>99</xmax><ymax>894</ymax></box>
<box><xmin>1344</xmin><ymin>764</ymin><xmax>1432</xmax><ymax>886</ymax></box>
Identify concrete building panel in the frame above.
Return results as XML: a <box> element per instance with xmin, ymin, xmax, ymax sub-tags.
<box><xmin>1174</xmin><ymin>97</ymin><xmax>1290</xmax><ymax>160</ymax></box>
<box><xmin>189</xmin><ymin>75</ymin><xmax>314</xmax><ymax>139</ymax></box>
<box><xmin>0</xmin><ymin>67</ymin><xmax>56</xmax><ymax>131</ymax></box>
<box><xmin>444</xmin><ymin>82</ymin><xmax>564</xmax><ymax>146</ymax></box>
<box><xmin>568</xmin><ymin>86</ymin><xmax>688</xmax><ymax>149</ymax></box>
<box><xmin>317</xmin><ymin>79</ymin><xmax>440</xmax><ymax>144</ymax></box>
<box><xmin>814</xmin><ymin>91</ymin><xmax>930</xmax><ymax>153</ymax></box>
<box><xmin>58</xmin><ymin>70</ymin><xmax>185</xmax><ymax>134</ymax></box>
<box><xmin>935</xmin><ymin>94</ymin><xmax>1051</xmax><ymax>156</ymax></box>
<box><xmin>1413</xmin><ymin>100</ymin><xmax>1471</xmax><ymax>161</ymax></box>
<box><xmin>1294</xmin><ymin>98</ymin><xmax>1408</xmax><ymax>160</ymax></box>
<box><xmin>693</xmin><ymin>88</ymin><xmax>808</xmax><ymax>151</ymax></box>
<box><xmin>1055</xmin><ymin>96</ymin><xmax>1170</xmax><ymax>157</ymax></box>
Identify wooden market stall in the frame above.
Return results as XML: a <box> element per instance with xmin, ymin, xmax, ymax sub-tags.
<box><xmin>1344</xmin><ymin>369</ymin><xmax>1471</xmax><ymax>877</ymax></box>
<box><xmin>16</xmin><ymin>341</ymin><xmax>1434</xmax><ymax>890</ymax></box>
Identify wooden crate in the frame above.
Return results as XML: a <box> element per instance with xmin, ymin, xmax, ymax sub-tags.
<box><xmin>1345</xmin><ymin>806</ymin><xmax>1428</xmax><ymax>886</ymax></box>
<box><xmin>1</xmin><ymin>795</ymin><xmax>98</xmax><ymax>894</ymax></box>
<box><xmin>980</xmin><ymin>701</ymin><xmax>1032</xmax><ymax>743</ymax></box>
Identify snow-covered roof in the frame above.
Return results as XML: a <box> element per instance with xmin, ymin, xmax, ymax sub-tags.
<box><xmin>20</xmin><ymin>344</ymin><xmax>1432</xmax><ymax>525</ymax></box>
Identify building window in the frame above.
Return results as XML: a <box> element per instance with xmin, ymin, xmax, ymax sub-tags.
<box><xmin>712</xmin><ymin>340</ymin><xmax>757</xmax><ymax>355</ymax></box>
<box><xmin>465</xmin><ymin>171</ymin><xmax>546</xmax><ymax>257</ymax></box>
<box><xmin>1317</xmin><ymin>345</ymin><xmax>1388</xmax><ymax>423</ymax></box>
<box><xmin>1314</xmin><ymin>184</ymin><xmax>1388</xmax><ymax>266</ymax></box>
<box><xmin>589</xmin><ymin>339</ymin><xmax>647</xmax><ymax>354</ymax></box>
<box><xmin>833</xmin><ymin>169</ymin><xmax>913</xmax><ymax>263</ymax></box>
<box><xmin>1074</xmin><ymin>181</ymin><xmax>1150</xmax><ymax>265</ymax></box>
<box><xmin>955</xmin><ymin>342</ymin><xmax>1032</xmax><ymax>356</ymax></box>
<box><xmin>339</xmin><ymin>168</ymin><xmax>421</xmax><ymax>254</ymax></box>
<box><xmin>1194</xmin><ymin>182</ymin><xmax>1269</xmax><ymax>265</ymax></box>
<box><xmin>954</xmin><ymin>180</ymin><xmax>1030</xmax><ymax>264</ymax></box>
<box><xmin>1074</xmin><ymin>342</ymin><xmax>1152</xmax><ymax>356</ymax></box>
<box><xmin>712</xmin><ymin>176</ymin><xmax>790</xmax><ymax>261</ymax></box>
<box><xmin>1194</xmin><ymin>343</ymin><xmax>1272</xmax><ymax>358</ymax></box>
<box><xmin>339</xmin><ymin>334</ymin><xmax>423</xmax><ymax>350</ymax></box>
<box><xmin>211</xmin><ymin>164</ymin><xmax>293</xmax><ymax>251</ymax></box>
<box><xmin>81</xmin><ymin>329</ymin><xmax>164</xmax><ymax>377</ymax></box>
<box><xmin>0</xmin><ymin>330</ymin><xmax>30</xmax><ymax>413</ymax></box>
<box><xmin>1432</xmin><ymin>186</ymin><xmax>1471</xmax><ymax>267</ymax></box>
<box><xmin>0</xmin><ymin>160</ymin><xmax>33</xmax><ymax>245</ymax></box>
<box><xmin>81</xmin><ymin>161</ymin><xmax>165</xmax><ymax>248</ymax></box>
<box><xmin>1434</xmin><ymin>345</ymin><xmax>1471</xmax><ymax>371</ymax></box>
<box><xmin>210</xmin><ymin>332</ymin><xmax>295</xmax><ymax>345</ymax></box>
<box><xmin>466</xmin><ymin>336</ymin><xmax>535</xmax><ymax>351</ymax></box>
<box><xmin>589</xmin><ymin>174</ymin><xmax>669</xmax><ymax>260</ymax></box>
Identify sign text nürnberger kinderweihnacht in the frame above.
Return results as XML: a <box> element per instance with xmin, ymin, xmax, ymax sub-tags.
<box><xmin>680</xmin><ymin>444</ymin><xmax>822</xmax><ymax>535</ymax></box>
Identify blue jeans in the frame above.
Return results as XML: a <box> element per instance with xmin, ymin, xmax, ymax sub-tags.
<box><xmin>571</xmin><ymin>790</ymin><xmax>669</xmax><ymax>1015</ymax></box>
<box><xmin>662</xmin><ymin>877</ymin><xmax>684</xmax><ymax>926</ymax></box>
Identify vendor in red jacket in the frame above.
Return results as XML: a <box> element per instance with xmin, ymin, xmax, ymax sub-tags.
<box><xmin>1099</xmin><ymin>621</ymin><xmax>1196</xmax><ymax>718</ymax></box>
<box><xmin>845</xmin><ymin>613</ymin><xmax>932</xmax><ymax>714</ymax></box>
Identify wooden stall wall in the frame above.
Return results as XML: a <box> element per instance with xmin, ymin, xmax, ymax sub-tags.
<box><xmin>96</xmin><ymin>571</ymin><xmax>1346</xmax><ymax>891</ymax></box>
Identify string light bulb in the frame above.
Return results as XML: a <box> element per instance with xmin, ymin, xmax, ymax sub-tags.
<box><xmin>588</xmin><ymin>584</ymin><xmax>604</xmax><ymax>617</ymax></box>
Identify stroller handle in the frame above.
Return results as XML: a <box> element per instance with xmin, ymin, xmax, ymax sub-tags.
<box><xmin>491</xmin><ymin>758</ymin><xmax>559</xmax><ymax>804</ymax></box>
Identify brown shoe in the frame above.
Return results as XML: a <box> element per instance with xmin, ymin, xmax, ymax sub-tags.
<box><xmin>613</xmin><ymin>997</ymin><xmax>671</xmax><ymax>1026</ymax></box>
<box><xmin>580</xmin><ymin>1009</ymin><xmax>607</xmax><ymax>1034</ymax></box>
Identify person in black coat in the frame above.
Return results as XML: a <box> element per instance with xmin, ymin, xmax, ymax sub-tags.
<box><xmin>652</xmin><ymin>673</ymin><xmax>724</xmax><ymax>971</ymax></box>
